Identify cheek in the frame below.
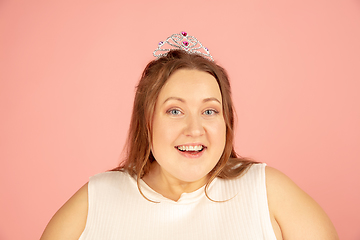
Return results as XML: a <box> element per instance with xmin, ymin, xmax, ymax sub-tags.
<box><xmin>152</xmin><ymin>118</ymin><xmax>180</xmax><ymax>148</ymax></box>
<box><xmin>207</xmin><ymin>120</ymin><xmax>226</xmax><ymax>140</ymax></box>
<box><xmin>210</xmin><ymin>122</ymin><xmax>226</xmax><ymax>155</ymax></box>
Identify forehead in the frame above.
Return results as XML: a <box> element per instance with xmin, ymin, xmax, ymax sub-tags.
<box><xmin>158</xmin><ymin>69</ymin><xmax>222</xmax><ymax>102</ymax></box>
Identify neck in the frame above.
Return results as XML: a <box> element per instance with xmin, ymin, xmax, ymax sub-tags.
<box><xmin>142</xmin><ymin>161</ymin><xmax>209</xmax><ymax>201</ymax></box>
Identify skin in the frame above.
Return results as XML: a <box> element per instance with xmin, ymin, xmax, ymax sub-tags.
<box><xmin>40</xmin><ymin>69</ymin><xmax>339</xmax><ymax>239</ymax></box>
<box><xmin>40</xmin><ymin>183</ymin><xmax>88</xmax><ymax>240</ymax></box>
<box><xmin>143</xmin><ymin>69</ymin><xmax>226</xmax><ymax>201</ymax></box>
<box><xmin>266</xmin><ymin>167</ymin><xmax>339</xmax><ymax>239</ymax></box>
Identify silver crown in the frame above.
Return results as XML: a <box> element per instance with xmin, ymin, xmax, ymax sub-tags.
<box><xmin>153</xmin><ymin>31</ymin><xmax>214</xmax><ymax>61</ymax></box>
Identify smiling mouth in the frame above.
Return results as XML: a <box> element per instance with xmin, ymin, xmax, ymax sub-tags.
<box><xmin>175</xmin><ymin>145</ymin><xmax>206</xmax><ymax>154</ymax></box>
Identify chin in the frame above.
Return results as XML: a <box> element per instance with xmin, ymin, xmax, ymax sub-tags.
<box><xmin>175</xmin><ymin>171</ymin><xmax>210</xmax><ymax>184</ymax></box>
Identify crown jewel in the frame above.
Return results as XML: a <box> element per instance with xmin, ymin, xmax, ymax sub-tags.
<box><xmin>153</xmin><ymin>31</ymin><xmax>214</xmax><ymax>61</ymax></box>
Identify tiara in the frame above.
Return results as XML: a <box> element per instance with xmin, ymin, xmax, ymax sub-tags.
<box><xmin>153</xmin><ymin>31</ymin><xmax>214</xmax><ymax>61</ymax></box>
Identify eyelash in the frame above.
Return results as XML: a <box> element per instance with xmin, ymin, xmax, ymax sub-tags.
<box><xmin>166</xmin><ymin>108</ymin><xmax>219</xmax><ymax>116</ymax></box>
<box><xmin>167</xmin><ymin>109</ymin><xmax>182</xmax><ymax>115</ymax></box>
<box><xmin>203</xmin><ymin>109</ymin><xmax>219</xmax><ymax>115</ymax></box>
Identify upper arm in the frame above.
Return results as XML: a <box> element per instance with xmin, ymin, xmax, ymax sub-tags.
<box><xmin>266</xmin><ymin>166</ymin><xmax>339</xmax><ymax>240</ymax></box>
<box><xmin>40</xmin><ymin>183</ymin><xmax>89</xmax><ymax>240</ymax></box>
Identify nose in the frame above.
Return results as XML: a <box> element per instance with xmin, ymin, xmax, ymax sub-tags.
<box><xmin>184</xmin><ymin>114</ymin><xmax>205</xmax><ymax>137</ymax></box>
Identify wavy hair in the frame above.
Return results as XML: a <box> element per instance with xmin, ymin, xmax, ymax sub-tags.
<box><xmin>113</xmin><ymin>50</ymin><xmax>256</xmax><ymax>202</ymax></box>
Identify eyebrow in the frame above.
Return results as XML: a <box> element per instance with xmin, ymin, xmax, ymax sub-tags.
<box><xmin>163</xmin><ymin>97</ymin><xmax>221</xmax><ymax>104</ymax></box>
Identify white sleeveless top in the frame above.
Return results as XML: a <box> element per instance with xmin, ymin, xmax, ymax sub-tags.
<box><xmin>79</xmin><ymin>163</ymin><xmax>277</xmax><ymax>240</ymax></box>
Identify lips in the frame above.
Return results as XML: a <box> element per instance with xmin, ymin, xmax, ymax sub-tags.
<box><xmin>175</xmin><ymin>144</ymin><xmax>206</xmax><ymax>156</ymax></box>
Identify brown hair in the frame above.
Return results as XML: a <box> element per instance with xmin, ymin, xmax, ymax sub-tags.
<box><xmin>113</xmin><ymin>50</ymin><xmax>257</xmax><ymax>201</ymax></box>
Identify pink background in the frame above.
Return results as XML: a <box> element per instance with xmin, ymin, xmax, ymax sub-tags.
<box><xmin>1</xmin><ymin>1</ymin><xmax>359</xmax><ymax>239</ymax></box>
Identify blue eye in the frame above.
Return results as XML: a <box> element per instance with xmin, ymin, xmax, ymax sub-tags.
<box><xmin>204</xmin><ymin>109</ymin><xmax>218</xmax><ymax>115</ymax></box>
<box><xmin>167</xmin><ymin>109</ymin><xmax>182</xmax><ymax>115</ymax></box>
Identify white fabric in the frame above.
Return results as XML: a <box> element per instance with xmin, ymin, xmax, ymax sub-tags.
<box><xmin>79</xmin><ymin>163</ymin><xmax>277</xmax><ymax>240</ymax></box>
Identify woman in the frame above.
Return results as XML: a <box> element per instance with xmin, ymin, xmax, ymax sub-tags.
<box><xmin>41</xmin><ymin>32</ymin><xmax>338</xmax><ymax>239</ymax></box>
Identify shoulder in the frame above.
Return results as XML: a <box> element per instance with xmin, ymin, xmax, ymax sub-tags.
<box><xmin>90</xmin><ymin>170</ymin><xmax>128</xmax><ymax>182</ymax></box>
<box><xmin>40</xmin><ymin>183</ymin><xmax>89</xmax><ymax>240</ymax></box>
<box><xmin>88</xmin><ymin>170</ymin><xmax>133</xmax><ymax>193</ymax></box>
<box><xmin>40</xmin><ymin>171</ymin><xmax>133</xmax><ymax>239</ymax></box>
<box><xmin>265</xmin><ymin>166</ymin><xmax>339</xmax><ymax>240</ymax></box>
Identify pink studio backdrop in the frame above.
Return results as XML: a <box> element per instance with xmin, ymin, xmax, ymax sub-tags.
<box><xmin>1</xmin><ymin>1</ymin><xmax>359</xmax><ymax>239</ymax></box>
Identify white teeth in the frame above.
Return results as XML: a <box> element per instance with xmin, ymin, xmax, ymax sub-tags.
<box><xmin>177</xmin><ymin>145</ymin><xmax>203</xmax><ymax>151</ymax></box>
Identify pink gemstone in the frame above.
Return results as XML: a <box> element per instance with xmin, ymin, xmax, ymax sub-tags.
<box><xmin>181</xmin><ymin>31</ymin><xmax>187</xmax><ymax>36</ymax></box>
<box><xmin>183</xmin><ymin>41</ymin><xmax>189</xmax><ymax>47</ymax></box>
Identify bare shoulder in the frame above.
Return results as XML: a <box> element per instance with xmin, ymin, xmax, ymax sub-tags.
<box><xmin>265</xmin><ymin>166</ymin><xmax>338</xmax><ymax>240</ymax></box>
<box><xmin>40</xmin><ymin>183</ymin><xmax>89</xmax><ymax>240</ymax></box>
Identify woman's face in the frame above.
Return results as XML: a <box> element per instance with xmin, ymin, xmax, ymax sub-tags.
<box><xmin>151</xmin><ymin>69</ymin><xmax>226</xmax><ymax>184</ymax></box>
